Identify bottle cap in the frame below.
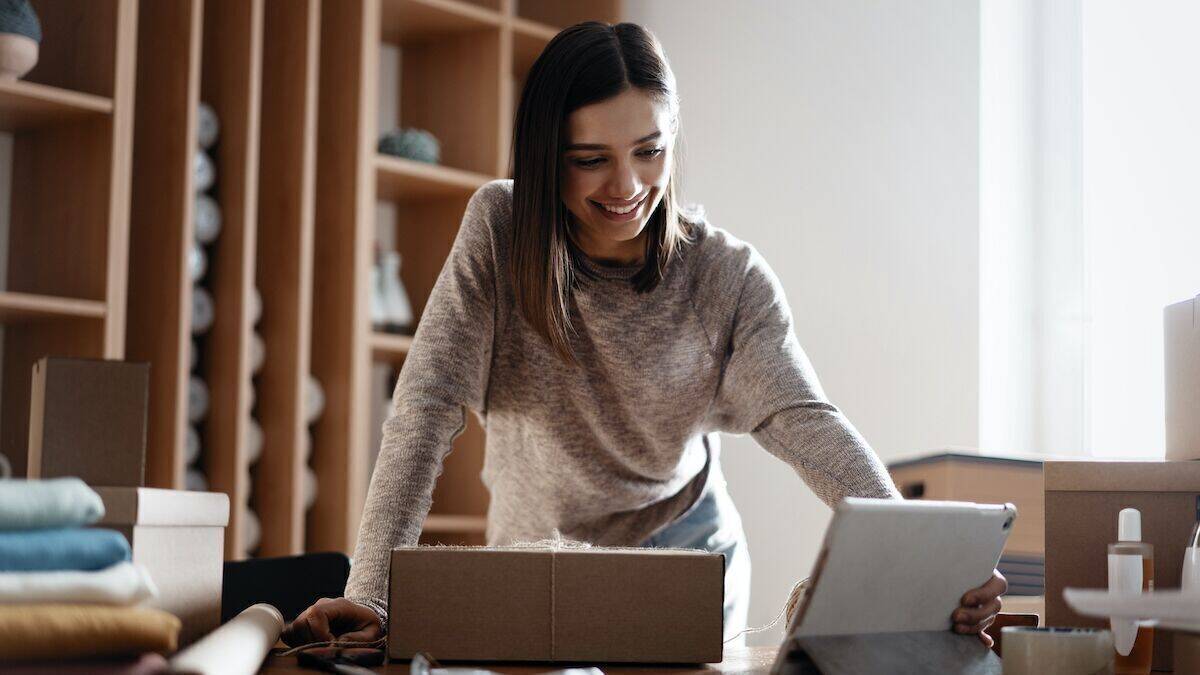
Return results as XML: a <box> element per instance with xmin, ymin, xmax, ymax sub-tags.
<box><xmin>1118</xmin><ymin>508</ymin><xmax>1142</xmax><ymax>542</ymax></box>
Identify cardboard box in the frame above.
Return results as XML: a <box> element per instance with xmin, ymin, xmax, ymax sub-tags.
<box><xmin>27</xmin><ymin>357</ymin><xmax>150</xmax><ymax>485</ymax></box>
<box><xmin>889</xmin><ymin>450</ymin><xmax>1044</xmax><ymax>556</ymax></box>
<box><xmin>388</xmin><ymin>547</ymin><xmax>724</xmax><ymax>663</ymax></box>
<box><xmin>1166</xmin><ymin>295</ymin><xmax>1200</xmax><ymax>460</ymax></box>
<box><xmin>94</xmin><ymin>487</ymin><xmax>229</xmax><ymax>646</ymax></box>
<box><xmin>1044</xmin><ymin>461</ymin><xmax>1200</xmax><ymax>671</ymax></box>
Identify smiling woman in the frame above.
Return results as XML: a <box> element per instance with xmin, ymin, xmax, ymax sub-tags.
<box><xmin>284</xmin><ymin>20</ymin><xmax>1006</xmax><ymax>655</ymax></box>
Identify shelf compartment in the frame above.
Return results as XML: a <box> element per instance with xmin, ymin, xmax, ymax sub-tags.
<box><xmin>0</xmin><ymin>80</ymin><xmax>112</xmax><ymax>131</ymax></box>
<box><xmin>0</xmin><ymin>292</ymin><xmax>107</xmax><ymax>323</ymax></box>
<box><xmin>512</xmin><ymin>0</ymin><xmax>621</xmax><ymax>30</ymax></box>
<box><xmin>254</xmin><ymin>0</ymin><xmax>320</xmax><ymax>558</ymax></box>
<box><xmin>376</xmin><ymin>154</ymin><xmax>492</xmax><ymax>201</ymax></box>
<box><xmin>369</xmin><ymin>331</ymin><xmax>413</xmax><ymax>363</ymax></box>
<box><xmin>380</xmin><ymin>0</ymin><xmax>502</xmax><ymax>43</ymax></box>
<box><xmin>27</xmin><ymin>0</ymin><xmax>126</xmax><ymax>99</ymax></box>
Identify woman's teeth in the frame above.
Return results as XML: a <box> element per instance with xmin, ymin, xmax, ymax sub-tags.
<box><xmin>600</xmin><ymin>200</ymin><xmax>640</xmax><ymax>214</ymax></box>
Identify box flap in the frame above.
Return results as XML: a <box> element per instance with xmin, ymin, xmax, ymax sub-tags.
<box><xmin>1044</xmin><ymin>461</ymin><xmax>1200</xmax><ymax>492</ymax></box>
<box><xmin>389</xmin><ymin>548</ymin><xmax>552</xmax><ymax>661</ymax></box>
<box><xmin>553</xmin><ymin>549</ymin><xmax>724</xmax><ymax>663</ymax></box>
<box><xmin>94</xmin><ymin>487</ymin><xmax>230</xmax><ymax>527</ymax></box>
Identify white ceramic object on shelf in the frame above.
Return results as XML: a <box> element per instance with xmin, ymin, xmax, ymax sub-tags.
<box><xmin>303</xmin><ymin>466</ymin><xmax>318</xmax><ymax>510</ymax></box>
<box><xmin>194</xmin><ymin>194</ymin><xmax>222</xmax><ymax>244</ymax></box>
<box><xmin>380</xmin><ymin>251</ymin><xmax>414</xmax><ymax>332</ymax></box>
<box><xmin>242</xmin><ymin>509</ymin><xmax>261</xmax><ymax>554</ymax></box>
<box><xmin>188</xmin><ymin>241</ymin><xmax>207</xmax><ymax>283</ymax></box>
<box><xmin>188</xmin><ymin>376</ymin><xmax>209</xmax><ymax>424</ymax></box>
<box><xmin>192</xmin><ymin>287</ymin><xmax>214</xmax><ymax>335</ymax></box>
<box><xmin>185</xmin><ymin>468</ymin><xmax>208</xmax><ymax>492</ymax></box>
<box><xmin>185</xmin><ymin>425</ymin><xmax>201</xmax><ymax>465</ymax></box>
<box><xmin>250</xmin><ymin>332</ymin><xmax>265</xmax><ymax>375</ymax></box>
<box><xmin>370</xmin><ymin>264</ymin><xmax>387</xmax><ymax>329</ymax></box>
<box><xmin>305</xmin><ymin>376</ymin><xmax>325</xmax><ymax>425</ymax></box>
<box><xmin>245</xmin><ymin>418</ymin><xmax>263</xmax><ymax>465</ymax></box>
<box><xmin>249</xmin><ymin>287</ymin><xmax>262</xmax><ymax>326</ymax></box>
<box><xmin>194</xmin><ymin>150</ymin><xmax>215</xmax><ymax>194</ymax></box>
<box><xmin>197</xmin><ymin>101</ymin><xmax>220</xmax><ymax>150</ymax></box>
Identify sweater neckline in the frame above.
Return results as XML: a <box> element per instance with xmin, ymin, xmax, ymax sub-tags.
<box><xmin>576</xmin><ymin>252</ymin><xmax>643</xmax><ymax>281</ymax></box>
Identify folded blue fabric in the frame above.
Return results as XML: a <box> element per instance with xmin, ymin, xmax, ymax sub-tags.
<box><xmin>0</xmin><ymin>478</ymin><xmax>105</xmax><ymax>530</ymax></box>
<box><xmin>0</xmin><ymin>528</ymin><xmax>130</xmax><ymax>572</ymax></box>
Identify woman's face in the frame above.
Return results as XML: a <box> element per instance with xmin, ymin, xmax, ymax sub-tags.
<box><xmin>561</xmin><ymin>88</ymin><xmax>675</xmax><ymax>264</ymax></box>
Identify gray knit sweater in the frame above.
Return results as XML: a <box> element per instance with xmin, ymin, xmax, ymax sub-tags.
<box><xmin>345</xmin><ymin>179</ymin><xmax>900</xmax><ymax>625</ymax></box>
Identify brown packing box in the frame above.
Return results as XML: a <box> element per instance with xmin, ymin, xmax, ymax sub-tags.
<box><xmin>1166</xmin><ymin>295</ymin><xmax>1200</xmax><ymax>460</ymax></box>
<box><xmin>94</xmin><ymin>487</ymin><xmax>229</xmax><ymax>646</ymax></box>
<box><xmin>27</xmin><ymin>357</ymin><xmax>150</xmax><ymax>484</ymax></box>
<box><xmin>388</xmin><ymin>547</ymin><xmax>724</xmax><ymax>664</ymax></box>
<box><xmin>1045</xmin><ymin>461</ymin><xmax>1200</xmax><ymax>671</ymax></box>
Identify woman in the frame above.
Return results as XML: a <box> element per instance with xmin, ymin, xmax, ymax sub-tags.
<box><xmin>284</xmin><ymin>21</ymin><xmax>1006</xmax><ymax>649</ymax></box>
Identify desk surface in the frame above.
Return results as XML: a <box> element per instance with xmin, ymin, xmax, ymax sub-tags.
<box><xmin>260</xmin><ymin>645</ymin><xmax>780</xmax><ymax>674</ymax></box>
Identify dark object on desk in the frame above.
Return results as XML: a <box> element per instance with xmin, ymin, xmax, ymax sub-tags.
<box><xmin>26</xmin><ymin>357</ymin><xmax>150</xmax><ymax>484</ymax></box>
<box><xmin>297</xmin><ymin>646</ymin><xmax>385</xmax><ymax>674</ymax></box>
<box><xmin>771</xmin><ymin>631</ymin><xmax>1002</xmax><ymax>675</ymax></box>
<box><xmin>223</xmin><ymin>552</ymin><xmax>350</xmax><ymax>623</ymax></box>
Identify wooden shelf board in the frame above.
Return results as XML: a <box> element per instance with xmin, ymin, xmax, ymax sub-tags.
<box><xmin>369</xmin><ymin>331</ymin><xmax>413</xmax><ymax>362</ymax></box>
<box><xmin>0</xmin><ymin>79</ymin><xmax>113</xmax><ymax>131</ymax></box>
<box><xmin>512</xmin><ymin>17</ymin><xmax>556</xmax><ymax>75</ymax></box>
<box><xmin>423</xmin><ymin>513</ymin><xmax>486</xmax><ymax>533</ymax></box>
<box><xmin>0</xmin><ymin>291</ymin><xmax>107</xmax><ymax>322</ymax></box>
<box><xmin>380</xmin><ymin>0</ymin><xmax>502</xmax><ymax>43</ymax></box>
<box><xmin>375</xmin><ymin>154</ymin><xmax>493</xmax><ymax>201</ymax></box>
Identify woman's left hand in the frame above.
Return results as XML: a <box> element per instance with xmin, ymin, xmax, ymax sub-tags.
<box><xmin>952</xmin><ymin>569</ymin><xmax>1007</xmax><ymax>647</ymax></box>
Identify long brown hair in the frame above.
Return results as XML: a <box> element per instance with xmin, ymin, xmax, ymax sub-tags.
<box><xmin>510</xmin><ymin>22</ymin><xmax>697</xmax><ymax>364</ymax></box>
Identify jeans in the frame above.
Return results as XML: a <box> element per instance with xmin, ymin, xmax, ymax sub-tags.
<box><xmin>640</xmin><ymin>468</ymin><xmax>751</xmax><ymax>647</ymax></box>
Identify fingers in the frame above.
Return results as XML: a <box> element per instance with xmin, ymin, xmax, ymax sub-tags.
<box><xmin>977</xmin><ymin>630</ymin><xmax>995</xmax><ymax>649</ymax></box>
<box><xmin>282</xmin><ymin>603</ymin><xmax>335</xmax><ymax>646</ymax></box>
<box><xmin>954</xmin><ymin>597</ymin><xmax>1001</xmax><ymax>635</ymax></box>
<box><xmin>961</xmin><ymin>570</ymin><xmax>1008</xmax><ymax>607</ymax></box>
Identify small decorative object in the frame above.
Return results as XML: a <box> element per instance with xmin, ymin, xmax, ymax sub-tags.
<box><xmin>245</xmin><ymin>418</ymin><xmax>263</xmax><ymax>465</ymax></box>
<box><xmin>380</xmin><ymin>251</ymin><xmax>414</xmax><ymax>334</ymax></box>
<box><xmin>185</xmin><ymin>426</ymin><xmax>201</xmax><ymax>465</ymax></box>
<box><xmin>305</xmin><ymin>376</ymin><xmax>325</xmax><ymax>425</ymax></box>
<box><xmin>303</xmin><ymin>466</ymin><xmax>318</xmax><ymax>510</ymax></box>
<box><xmin>370</xmin><ymin>263</ymin><xmax>388</xmax><ymax>329</ymax></box>
<box><xmin>194</xmin><ymin>150</ymin><xmax>215</xmax><ymax>193</ymax></box>
<box><xmin>242</xmin><ymin>509</ymin><xmax>260</xmax><ymax>554</ymax></box>
<box><xmin>194</xmin><ymin>194</ymin><xmax>222</xmax><ymax>244</ymax></box>
<box><xmin>377</xmin><ymin>127</ymin><xmax>440</xmax><ymax>164</ymax></box>
<box><xmin>192</xmin><ymin>287</ymin><xmax>214</xmax><ymax>334</ymax></box>
<box><xmin>0</xmin><ymin>0</ymin><xmax>40</xmax><ymax>81</ymax></box>
<box><xmin>249</xmin><ymin>287</ymin><xmax>262</xmax><ymax>325</ymax></box>
<box><xmin>188</xmin><ymin>376</ymin><xmax>209</xmax><ymax>423</ymax></box>
<box><xmin>250</xmin><ymin>332</ymin><xmax>265</xmax><ymax>375</ymax></box>
<box><xmin>188</xmin><ymin>241</ymin><xmax>207</xmax><ymax>283</ymax></box>
<box><xmin>185</xmin><ymin>468</ymin><xmax>208</xmax><ymax>492</ymax></box>
<box><xmin>196</xmin><ymin>101</ymin><xmax>220</xmax><ymax>150</ymax></box>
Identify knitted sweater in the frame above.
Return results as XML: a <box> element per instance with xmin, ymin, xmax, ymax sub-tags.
<box><xmin>345</xmin><ymin>179</ymin><xmax>900</xmax><ymax>625</ymax></box>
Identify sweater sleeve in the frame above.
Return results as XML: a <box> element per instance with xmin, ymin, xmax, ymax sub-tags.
<box><xmin>343</xmin><ymin>183</ymin><xmax>502</xmax><ymax>628</ymax></box>
<box><xmin>710</xmin><ymin>244</ymin><xmax>900</xmax><ymax>506</ymax></box>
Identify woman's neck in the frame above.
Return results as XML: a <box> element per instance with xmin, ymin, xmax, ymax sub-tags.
<box><xmin>575</xmin><ymin>229</ymin><xmax>646</xmax><ymax>266</ymax></box>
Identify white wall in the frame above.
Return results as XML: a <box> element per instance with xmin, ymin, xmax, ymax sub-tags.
<box><xmin>625</xmin><ymin>0</ymin><xmax>981</xmax><ymax>645</ymax></box>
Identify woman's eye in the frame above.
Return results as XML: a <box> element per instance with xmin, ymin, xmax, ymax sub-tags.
<box><xmin>639</xmin><ymin>147</ymin><xmax>665</xmax><ymax>159</ymax></box>
<box><xmin>573</xmin><ymin>157</ymin><xmax>604</xmax><ymax>168</ymax></box>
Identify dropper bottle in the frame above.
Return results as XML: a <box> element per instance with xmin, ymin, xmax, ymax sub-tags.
<box><xmin>1108</xmin><ymin>507</ymin><xmax>1154</xmax><ymax>674</ymax></box>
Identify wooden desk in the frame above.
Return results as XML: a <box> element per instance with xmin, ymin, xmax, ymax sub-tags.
<box><xmin>260</xmin><ymin>645</ymin><xmax>780</xmax><ymax>674</ymax></box>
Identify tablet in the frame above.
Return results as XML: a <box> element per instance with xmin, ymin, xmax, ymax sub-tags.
<box><xmin>787</xmin><ymin>497</ymin><xmax>1015</xmax><ymax>637</ymax></box>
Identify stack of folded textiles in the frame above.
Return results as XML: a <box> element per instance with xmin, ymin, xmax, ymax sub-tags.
<box><xmin>0</xmin><ymin>477</ymin><xmax>180</xmax><ymax>671</ymax></box>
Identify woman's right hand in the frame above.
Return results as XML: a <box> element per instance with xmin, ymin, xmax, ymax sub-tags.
<box><xmin>281</xmin><ymin>597</ymin><xmax>384</xmax><ymax>647</ymax></box>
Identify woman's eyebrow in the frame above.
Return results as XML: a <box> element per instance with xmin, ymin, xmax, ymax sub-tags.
<box><xmin>565</xmin><ymin>131</ymin><xmax>661</xmax><ymax>152</ymax></box>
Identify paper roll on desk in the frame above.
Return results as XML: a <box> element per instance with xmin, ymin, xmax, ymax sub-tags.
<box><xmin>169</xmin><ymin>603</ymin><xmax>283</xmax><ymax>675</ymax></box>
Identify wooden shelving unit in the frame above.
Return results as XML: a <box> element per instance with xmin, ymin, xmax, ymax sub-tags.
<box><xmin>0</xmin><ymin>0</ymin><xmax>137</xmax><ymax>476</ymax></box>
<box><xmin>312</xmin><ymin>0</ymin><xmax>620</xmax><ymax>553</ymax></box>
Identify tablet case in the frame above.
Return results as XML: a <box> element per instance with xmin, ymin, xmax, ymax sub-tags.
<box><xmin>772</xmin><ymin>498</ymin><xmax>1014</xmax><ymax>674</ymax></box>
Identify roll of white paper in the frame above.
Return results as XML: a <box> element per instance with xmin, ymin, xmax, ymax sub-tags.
<box><xmin>169</xmin><ymin>603</ymin><xmax>282</xmax><ymax>675</ymax></box>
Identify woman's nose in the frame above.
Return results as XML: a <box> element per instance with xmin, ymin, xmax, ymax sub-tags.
<box><xmin>607</xmin><ymin>161</ymin><xmax>641</xmax><ymax>200</ymax></box>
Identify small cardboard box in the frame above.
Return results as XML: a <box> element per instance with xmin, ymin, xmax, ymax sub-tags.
<box><xmin>27</xmin><ymin>357</ymin><xmax>150</xmax><ymax>485</ymax></box>
<box><xmin>94</xmin><ymin>487</ymin><xmax>229</xmax><ymax>646</ymax></box>
<box><xmin>1044</xmin><ymin>461</ymin><xmax>1200</xmax><ymax>671</ymax></box>
<box><xmin>388</xmin><ymin>547</ymin><xmax>724</xmax><ymax>664</ymax></box>
<box><xmin>1166</xmin><ymin>295</ymin><xmax>1200</xmax><ymax>460</ymax></box>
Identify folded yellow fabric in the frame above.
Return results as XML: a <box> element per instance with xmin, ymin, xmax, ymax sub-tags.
<box><xmin>0</xmin><ymin>603</ymin><xmax>179</xmax><ymax>661</ymax></box>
